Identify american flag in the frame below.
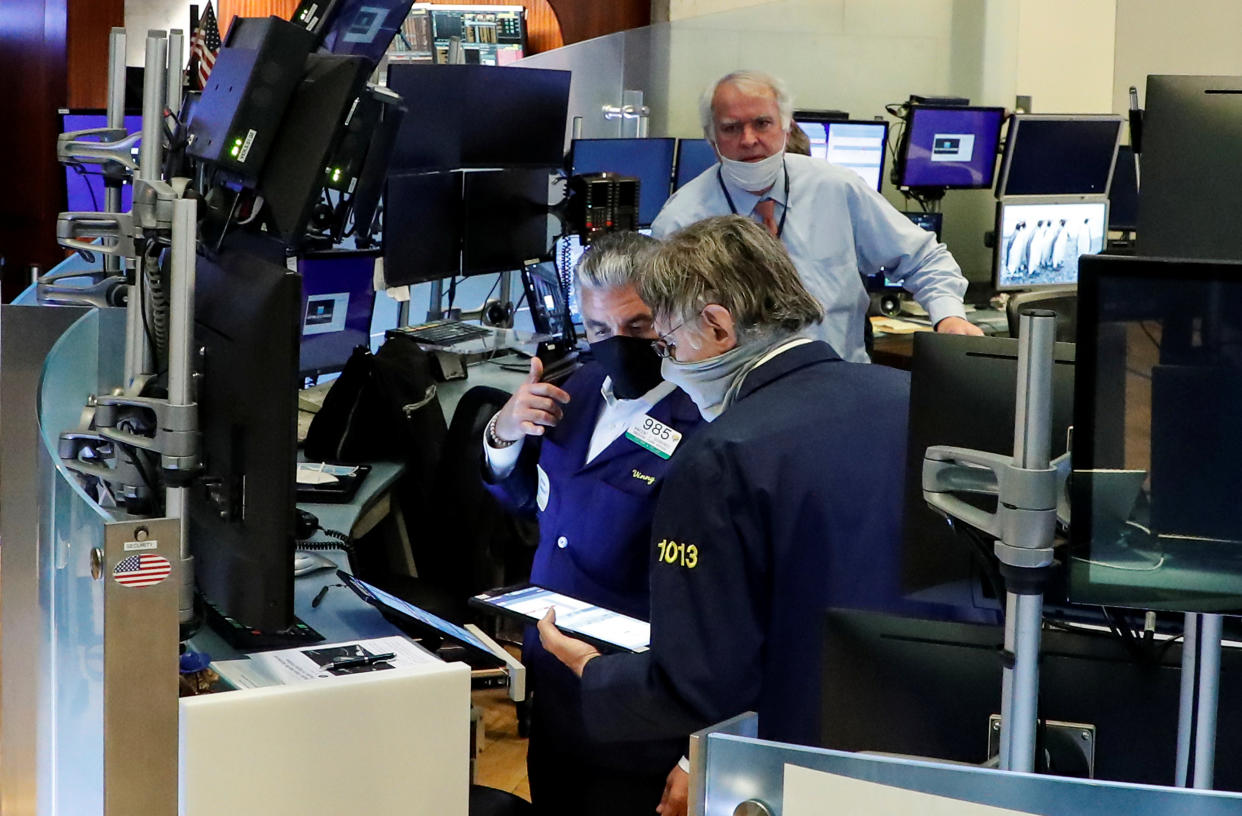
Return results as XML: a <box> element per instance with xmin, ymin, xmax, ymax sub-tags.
<box><xmin>113</xmin><ymin>553</ymin><xmax>173</xmax><ymax>588</ymax></box>
<box><xmin>188</xmin><ymin>2</ymin><xmax>221</xmax><ymax>91</ymax></box>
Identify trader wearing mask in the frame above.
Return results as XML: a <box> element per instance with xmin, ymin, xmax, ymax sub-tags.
<box><xmin>482</xmin><ymin>230</ymin><xmax>702</xmax><ymax>816</ymax></box>
<box><xmin>539</xmin><ymin>216</ymin><xmax>911</xmax><ymax>803</ymax></box>
<box><xmin>652</xmin><ymin>69</ymin><xmax>982</xmax><ymax>363</ymax></box>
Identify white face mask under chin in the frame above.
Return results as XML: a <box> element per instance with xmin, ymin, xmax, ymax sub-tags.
<box><xmin>717</xmin><ymin>139</ymin><xmax>786</xmax><ymax>193</ymax></box>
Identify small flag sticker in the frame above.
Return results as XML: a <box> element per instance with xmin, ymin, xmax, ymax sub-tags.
<box><xmin>113</xmin><ymin>553</ymin><xmax>172</xmax><ymax>587</ymax></box>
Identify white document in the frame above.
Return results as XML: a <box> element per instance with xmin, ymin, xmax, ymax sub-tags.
<box><xmin>212</xmin><ymin>636</ymin><xmax>439</xmax><ymax>690</ymax></box>
<box><xmin>783</xmin><ymin>764</ymin><xmax>1037</xmax><ymax>816</ymax></box>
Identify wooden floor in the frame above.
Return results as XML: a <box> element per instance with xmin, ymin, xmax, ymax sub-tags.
<box><xmin>474</xmin><ymin>686</ymin><xmax>531</xmax><ymax>801</ymax></box>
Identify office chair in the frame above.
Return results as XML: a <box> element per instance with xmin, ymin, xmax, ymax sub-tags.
<box><xmin>416</xmin><ymin>385</ymin><xmax>537</xmax><ymax>606</ymax></box>
<box><xmin>1006</xmin><ymin>289</ymin><xmax>1077</xmax><ymax>342</ymax></box>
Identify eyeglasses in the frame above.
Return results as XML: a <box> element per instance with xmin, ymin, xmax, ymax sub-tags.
<box><xmin>650</xmin><ymin>314</ymin><xmax>695</xmax><ymax>359</ymax></box>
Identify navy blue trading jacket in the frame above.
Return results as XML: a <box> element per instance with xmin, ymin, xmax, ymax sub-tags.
<box><xmin>483</xmin><ymin>360</ymin><xmax>702</xmax><ymax>768</ymax></box>
<box><xmin>580</xmin><ymin>341</ymin><xmax>911</xmax><ymax>747</ymax></box>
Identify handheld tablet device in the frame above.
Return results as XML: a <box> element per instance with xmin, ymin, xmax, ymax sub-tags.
<box><xmin>470</xmin><ymin>584</ymin><xmax>650</xmax><ymax>653</ymax></box>
<box><xmin>339</xmin><ymin>571</ymin><xmax>505</xmax><ymax>666</ymax></box>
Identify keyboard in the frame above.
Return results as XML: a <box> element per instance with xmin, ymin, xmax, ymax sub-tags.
<box><xmin>392</xmin><ymin>320</ymin><xmax>495</xmax><ymax>347</ymax></box>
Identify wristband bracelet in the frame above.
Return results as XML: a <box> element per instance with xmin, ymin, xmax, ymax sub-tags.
<box><xmin>486</xmin><ymin>412</ymin><xmax>518</xmax><ymax>449</ymax></box>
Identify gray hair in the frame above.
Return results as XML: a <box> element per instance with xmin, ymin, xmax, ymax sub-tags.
<box><xmin>699</xmin><ymin>70</ymin><xmax>795</xmax><ymax>141</ymax></box>
<box><xmin>637</xmin><ymin>215</ymin><xmax>823</xmax><ymax>342</ymax></box>
<box><xmin>574</xmin><ymin>230</ymin><xmax>659</xmax><ymax>293</ymax></box>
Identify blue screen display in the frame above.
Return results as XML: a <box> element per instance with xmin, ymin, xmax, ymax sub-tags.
<box><xmin>570</xmin><ymin>138</ymin><xmax>676</xmax><ymax>226</ymax></box>
<box><xmin>899</xmin><ymin>106</ymin><xmax>1005</xmax><ymax>189</ymax></box>
<box><xmin>674</xmin><ymin>138</ymin><xmax>718</xmax><ymax>190</ymax></box>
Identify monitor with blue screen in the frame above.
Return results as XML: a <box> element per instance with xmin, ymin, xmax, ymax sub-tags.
<box><xmin>795</xmin><ymin>118</ymin><xmax>889</xmax><ymax>192</ymax></box>
<box><xmin>674</xmin><ymin>138</ymin><xmax>718</xmax><ymax>190</ymax></box>
<box><xmin>298</xmin><ymin>252</ymin><xmax>377</xmax><ymax>379</ymax></box>
<box><xmin>896</xmin><ymin>105</ymin><xmax>1005</xmax><ymax>189</ymax></box>
<box><xmin>569</xmin><ymin>138</ymin><xmax>676</xmax><ymax>227</ymax></box>
<box><xmin>60</xmin><ymin>112</ymin><xmax>142</xmax><ymax>213</ymax></box>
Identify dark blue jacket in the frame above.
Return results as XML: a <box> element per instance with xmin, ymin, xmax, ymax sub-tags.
<box><xmin>580</xmin><ymin>341</ymin><xmax>911</xmax><ymax>747</ymax></box>
<box><xmin>483</xmin><ymin>361</ymin><xmax>702</xmax><ymax>769</ymax></box>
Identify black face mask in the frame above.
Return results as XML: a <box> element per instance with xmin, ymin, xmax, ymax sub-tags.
<box><xmin>590</xmin><ymin>335</ymin><xmax>665</xmax><ymax>400</ymax></box>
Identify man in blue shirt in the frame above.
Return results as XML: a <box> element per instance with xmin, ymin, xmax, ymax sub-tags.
<box><xmin>539</xmin><ymin>215</ymin><xmax>912</xmax><ymax>811</ymax></box>
<box><xmin>653</xmin><ymin>69</ymin><xmax>982</xmax><ymax>362</ymax></box>
<box><xmin>482</xmin><ymin>231</ymin><xmax>702</xmax><ymax>816</ymax></box>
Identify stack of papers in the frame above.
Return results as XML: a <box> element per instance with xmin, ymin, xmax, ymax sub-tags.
<box><xmin>212</xmin><ymin>636</ymin><xmax>439</xmax><ymax>690</ymax></box>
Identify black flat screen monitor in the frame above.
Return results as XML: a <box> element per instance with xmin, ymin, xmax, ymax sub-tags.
<box><xmin>993</xmin><ymin>198</ymin><xmax>1108</xmax><ymax>291</ymax></box>
<box><xmin>674</xmin><ymin>138</ymin><xmax>717</xmax><ymax>190</ymax></box>
<box><xmin>902</xmin><ymin>333</ymin><xmax>1075</xmax><ymax>616</ymax></box>
<box><xmin>1071</xmin><ymin>255</ymin><xmax>1242</xmax><ymax>614</ymax></box>
<box><xmin>318</xmin><ymin>0</ymin><xmax>417</xmax><ymax>66</ymax></box>
<box><xmin>794</xmin><ymin>117</ymin><xmax>888</xmax><ymax>192</ymax></box>
<box><xmin>299</xmin><ymin>252</ymin><xmax>377</xmax><ymax>379</ymax></box>
<box><xmin>820</xmin><ymin>609</ymin><xmax>1242</xmax><ymax>790</ymax></box>
<box><xmin>382</xmin><ymin>171</ymin><xmax>462</xmax><ymax>286</ymax></box>
<box><xmin>189</xmin><ymin>244</ymin><xmax>302</xmax><ymax>633</ymax></box>
<box><xmin>569</xmin><ymin>138</ymin><xmax>676</xmax><ymax>227</ymax></box>
<box><xmin>461</xmin><ymin>167</ymin><xmax>550</xmax><ymax>275</ymax></box>
<box><xmin>59</xmin><ymin>111</ymin><xmax>142</xmax><ymax>213</ymax></box>
<box><xmin>896</xmin><ymin>105</ymin><xmax>1005</xmax><ymax>189</ymax></box>
<box><xmin>1108</xmin><ymin>144</ymin><xmax>1138</xmax><ymax>232</ymax></box>
<box><xmin>387</xmin><ymin>63</ymin><xmax>570</xmax><ymax>171</ymax></box>
<box><xmin>1137</xmin><ymin>74</ymin><xmax>1242</xmax><ymax>260</ymax></box>
<box><xmin>996</xmin><ymin>114</ymin><xmax>1123</xmax><ymax>198</ymax></box>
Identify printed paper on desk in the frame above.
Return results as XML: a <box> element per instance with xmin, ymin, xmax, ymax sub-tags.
<box><xmin>215</xmin><ymin>636</ymin><xmax>439</xmax><ymax>689</ymax></box>
<box><xmin>783</xmin><ymin>764</ymin><xmax>1036</xmax><ymax>816</ymax></box>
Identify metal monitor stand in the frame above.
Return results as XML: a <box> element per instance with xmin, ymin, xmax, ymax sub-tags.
<box><xmin>923</xmin><ymin>310</ymin><xmax>1062</xmax><ymax>773</ymax></box>
<box><xmin>1176</xmin><ymin>612</ymin><xmax>1222</xmax><ymax>788</ymax></box>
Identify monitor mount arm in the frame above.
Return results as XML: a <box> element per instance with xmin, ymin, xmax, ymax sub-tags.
<box><xmin>921</xmin><ymin>309</ymin><xmax>1061</xmax><ymax>774</ymax></box>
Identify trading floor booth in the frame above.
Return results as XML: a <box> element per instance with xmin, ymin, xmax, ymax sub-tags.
<box><xmin>7</xmin><ymin>3</ymin><xmax>1242</xmax><ymax>815</ymax></box>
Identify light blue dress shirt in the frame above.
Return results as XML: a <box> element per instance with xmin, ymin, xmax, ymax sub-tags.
<box><xmin>652</xmin><ymin>153</ymin><xmax>969</xmax><ymax>363</ymax></box>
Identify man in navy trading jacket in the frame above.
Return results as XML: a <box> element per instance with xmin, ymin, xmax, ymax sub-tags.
<box><xmin>482</xmin><ymin>231</ymin><xmax>702</xmax><ymax>816</ymax></box>
<box><xmin>539</xmin><ymin>215</ymin><xmax>911</xmax><ymax>799</ymax></box>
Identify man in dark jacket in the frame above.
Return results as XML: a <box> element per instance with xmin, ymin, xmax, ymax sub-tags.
<box><xmin>540</xmin><ymin>216</ymin><xmax>911</xmax><ymax>808</ymax></box>
<box><xmin>482</xmin><ymin>231</ymin><xmax>702</xmax><ymax>815</ymax></box>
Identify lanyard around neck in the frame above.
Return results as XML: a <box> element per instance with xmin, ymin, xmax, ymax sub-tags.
<box><xmin>717</xmin><ymin>158</ymin><xmax>790</xmax><ymax>239</ymax></box>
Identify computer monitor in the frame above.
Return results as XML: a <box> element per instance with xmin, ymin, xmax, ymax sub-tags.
<box><xmin>318</xmin><ymin>0</ymin><xmax>418</xmax><ymax>67</ymax></box>
<box><xmin>820</xmin><ymin>609</ymin><xmax>1242</xmax><ymax>790</ymax></box>
<box><xmin>424</xmin><ymin>4</ymin><xmax>526</xmax><ymax>65</ymax></box>
<box><xmin>461</xmin><ymin>168</ymin><xmax>551</xmax><ymax>275</ymax></box>
<box><xmin>299</xmin><ymin>252</ymin><xmax>377</xmax><ymax>379</ymax></box>
<box><xmin>794</xmin><ymin>117</ymin><xmax>889</xmax><ymax>192</ymax></box>
<box><xmin>674</xmin><ymin>138</ymin><xmax>718</xmax><ymax>190</ymax></box>
<box><xmin>382</xmin><ymin>171</ymin><xmax>462</xmax><ymax>286</ymax></box>
<box><xmin>59</xmin><ymin>111</ymin><xmax>142</xmax><ymax>213</ymax></box>
<box><xmin>996</xmin><ymin>114</ymin><xmax>1124</xmax><ymax>198</ymax></box>
<box><xmin>1108</xmin><ymin>144</ymin><xmax>1138</xmax><ymax>232</ymax></box>
<box><xmin>387</xmin><ymin>63</ymin><xmax>570</xmax><ymax>172</ymax></box>
<box><xmin>895</xmin><ymin>105</ymin><xmax>1006</xmax><ymax>189</ymax></box>
<box><xmin>1137</xmin><ymin>74</ymin><xmax>1242</xmax><ymax>260</ymax></box>
<box><xmin>189</xmin><ymin>241</ymin><xmax>303</xmax><ymax>634</ymax></box>
<box><xmin>992</xmin><ymin>198</ymin><xmax>1108</xmax><ymax>291</ymax></box>
<box><xmin>569</xmin><ymin>138</ymin><xmax>677</xmax><ymax>227</ymax></box>
<box><xmin>1071</xmin><ymin>255</ymin><xmax>1242</xmax><ymax>614</ymax></box>
<box><xmin>901</xmin><ymin>333</ymin><xmax>1075</xmax><ymax>616</ymax></box>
